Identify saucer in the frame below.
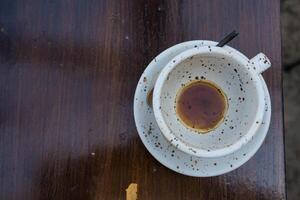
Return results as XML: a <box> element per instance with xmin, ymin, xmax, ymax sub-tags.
<box><xmin>133</xmin><ymin>40</ymin><xmax>271</xmax><ymax>177</ymax></box>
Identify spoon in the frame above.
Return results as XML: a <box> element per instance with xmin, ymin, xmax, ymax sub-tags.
<box><xmin>217</xmin><ymin>30</ymin><xmax>239</xmax><ymax>47</ymax></box>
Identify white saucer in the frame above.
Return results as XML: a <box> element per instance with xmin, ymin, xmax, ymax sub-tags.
<box><xmin>133</xmin><ymin>40</ymin><xmax>271</xmax><ymax>177</ymax></box>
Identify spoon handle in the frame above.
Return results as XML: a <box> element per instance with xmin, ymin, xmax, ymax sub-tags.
<box><xmin>217</xmin><ymin>31</ymin><xmax>239</xmax><ymax>47</ymax></box>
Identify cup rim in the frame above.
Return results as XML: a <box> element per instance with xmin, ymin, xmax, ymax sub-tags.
<box><xmin>153</xmin><ymin>46</ymin><xmax>265</xmax><ymax>158</ymax></box>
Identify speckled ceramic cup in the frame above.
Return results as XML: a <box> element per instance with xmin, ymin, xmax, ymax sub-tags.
<box><xmin>153</xmin><ymin>45</ymin><xmax>271</xmax><ymax>158</ymax></box>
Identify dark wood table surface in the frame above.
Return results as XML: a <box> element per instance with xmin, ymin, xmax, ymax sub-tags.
<box><xmin>0</xmin><ymin>0</ymin><xmax>285</xmax><ymax>199</ymax></box>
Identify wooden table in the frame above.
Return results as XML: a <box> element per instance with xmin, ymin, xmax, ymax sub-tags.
<box><xmin>0</xmin><ymin>0</ymin><xmax>285</xmax><ymax>199</ymax></box>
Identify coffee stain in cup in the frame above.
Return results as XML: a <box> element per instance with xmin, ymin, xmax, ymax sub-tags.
<box><xmin>176</xmin><ymin>80</ymin><xmax>228</xmax><ymax>133</ymax></box>
<box><xmin>147</xmin><ymin>88</ymin><xmax>154</xmax><ymax>107</ymax></box>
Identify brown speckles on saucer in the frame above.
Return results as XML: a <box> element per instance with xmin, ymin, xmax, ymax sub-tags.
<box><xmin>208</xmin><ymin>46</ymin><xmax>211</xmax><ymax>51</ymax></box>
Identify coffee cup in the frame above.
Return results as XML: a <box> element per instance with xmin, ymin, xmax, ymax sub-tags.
<box><xmin>152</xmin><ymin>45</ymin><xmax>271</xmax><ymax>158</ymax></box>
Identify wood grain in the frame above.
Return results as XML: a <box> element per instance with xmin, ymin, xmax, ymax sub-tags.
<box><xmin>0</xmin><ymin>0</ymin><xmax>285</xmax><ymax>199</ymax></box>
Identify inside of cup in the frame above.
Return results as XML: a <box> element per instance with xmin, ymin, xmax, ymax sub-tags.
<box><xmin>158</xmin><ymin>52</ymin><xmax>263</xmax><ymax>151</ymax></box>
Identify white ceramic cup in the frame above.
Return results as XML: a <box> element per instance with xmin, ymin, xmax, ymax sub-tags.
<box><xmin>152</xmin><ymin>45</ymin><xmax>271</xmax><ymax>158</ymax></box>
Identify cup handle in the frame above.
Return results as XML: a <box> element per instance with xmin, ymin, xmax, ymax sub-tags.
<box><xmin>249</xmin><ymin>53</ymin><xmax>271</xmax><ymax>74</ymax></box>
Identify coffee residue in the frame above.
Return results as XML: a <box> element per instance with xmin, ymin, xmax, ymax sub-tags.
<box><xmin>176</xmin><ymin>80</ymin><xmax>228</xmax><ymax>133</ymax></box>
<box><xmin>147</xmin><ymin>88</ymin><xmax>154</xmax><ymax>107</ymax></box>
